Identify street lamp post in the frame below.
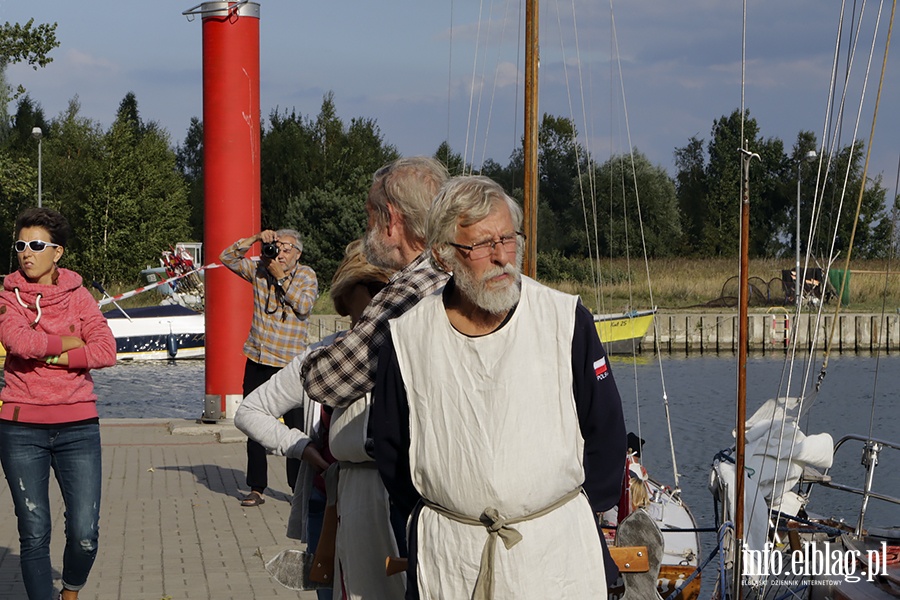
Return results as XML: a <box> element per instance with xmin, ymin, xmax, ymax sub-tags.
<box><xmin>796</xmin><ymin>149</ymin><xmax>817</xmax><ymax>309</ymax></box>
<box><xmin>31</xmin><ymin>127</ymin><xmax>42</xmax><ymax>208</ymax></box>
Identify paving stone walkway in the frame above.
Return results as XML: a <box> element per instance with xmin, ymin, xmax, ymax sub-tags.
<box><xmin>0</xmin><ymin>418</ymin><xmax>318</xmax><ymax>600</ymax></box>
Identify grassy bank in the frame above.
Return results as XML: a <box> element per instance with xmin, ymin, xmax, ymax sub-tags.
<box><xmin>550</xmin><ymin>258</ymin><xmax>900</xmax><ymax>314</ymax></box>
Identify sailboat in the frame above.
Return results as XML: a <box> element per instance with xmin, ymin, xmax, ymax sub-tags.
<box><xmin>502</xmin><ymin>2</ymin><xmax>699</xmax><ymax>598</ymax></box>
<box><xmin>595</xmin><ymin>309</ymin><xmax>658</xmax><ymax>354</ymax></box>
<box><xmin>706</xmin><ymin>2</ymin><xmax>900</xmax><ymax>598</ymax></box>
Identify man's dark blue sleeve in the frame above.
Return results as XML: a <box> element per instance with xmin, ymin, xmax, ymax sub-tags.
<box><xmin>572</xmin><ymin>304</ymin><xmax>627</xmax><ymax>583</ymax></box>
<box><xmin>371</xmin><ymin>329</ymin><xmax>421</xmax><ymax>520</ymax></box>
<box><xmin>572</xmin><ymin>303</ymin><xmax>626</xmax><ymax>513</ymax></box>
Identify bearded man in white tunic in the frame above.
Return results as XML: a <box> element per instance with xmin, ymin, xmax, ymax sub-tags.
<box><xmin>372</xmin><ymin>175</ymin><xmax>627</xmax><ymax>600</ymax></box>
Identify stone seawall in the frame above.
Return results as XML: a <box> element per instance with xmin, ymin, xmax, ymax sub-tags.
<box><xmin>649</xmin><ymin>312</ymin><xmax>900</xmax><ymax>353</ymax></box>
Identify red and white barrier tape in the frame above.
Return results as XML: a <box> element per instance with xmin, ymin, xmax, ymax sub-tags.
<box><xmin>97</xmin><ymin>263</ymin><xmax>221</xmax><ymax>307</ymax></box>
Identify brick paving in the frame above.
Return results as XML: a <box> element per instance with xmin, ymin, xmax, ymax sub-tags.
<box><xmin>0</xmin><ymin>418</ymin><xmax>318</xmax><ymax>600</ymax></box>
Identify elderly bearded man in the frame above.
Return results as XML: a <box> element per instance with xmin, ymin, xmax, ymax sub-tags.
<box><xmin>372</xmin><ymin>176</ymin><xmax>626</xmax><ymax>599</ymax></box>
<box><xmin>300</xmin><ymin>156</ymin><xmax>449</xmax><ymax>409</ymax></box>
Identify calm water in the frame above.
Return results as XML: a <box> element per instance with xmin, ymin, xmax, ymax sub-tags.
<box><xmin>4</xmin><ymin>352</ymin><xmax>899</xmax><ymax>574</ymax></box>
<box><xmin>606</xmin><ymin>352</ymin><xmax>900</xmax><ymax>531</ymax></box>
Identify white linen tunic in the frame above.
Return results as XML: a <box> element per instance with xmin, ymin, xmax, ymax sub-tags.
<box><xmin>329</xmin><ymin>394</ymin><xmax>406</xmax><ymax>599</ymax></box>
<box><xmin>389</xmin><ymin>276</ymin><xmax>607</xmax><ymax>599</ymax></box>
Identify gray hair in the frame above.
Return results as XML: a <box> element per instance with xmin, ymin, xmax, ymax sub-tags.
<box><xmin>368</xmin><ymin>156</ymin><xmax>449</xmax><ymax>244</ymax></box>
<box><xmin>276</xmin><ymin>228</ymin><xmax>303</xmax><ymax>252</ymax></box>
<box><xmin>427</xmin><ymin>175</ymin><xmax>523</xmax><ymax>270</ymax></box>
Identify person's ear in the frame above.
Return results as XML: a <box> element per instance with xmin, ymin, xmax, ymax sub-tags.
<box><xmin>53</xmin><ymin>246</ymin><xmax>64</xmax><ymax>264</ymax></box>
<box><xmin>432</xmin><ymin>248</ymin><xmax>451</xmax><ymax>273</ymax></box>
<box><xmin>385</xmin><ymin>202</ymin><xmax>402</xmax><ymax>237</ymax></box>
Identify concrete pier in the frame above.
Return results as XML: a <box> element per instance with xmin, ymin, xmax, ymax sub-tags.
<box><xmin>648</xmin><ymin>312</ymin><xmax>900</xmax><ymax>354</ymax></box>
<box><xmin>0</xmin><ymin>419</ymin><xmax>317</xmax><ymax>600</ymax></box>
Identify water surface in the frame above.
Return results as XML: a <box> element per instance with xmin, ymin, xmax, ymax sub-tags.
<box><xmin>84</xmin><ymin>352</ymin><xmax>900</xmax><ymax>527</ymax></box>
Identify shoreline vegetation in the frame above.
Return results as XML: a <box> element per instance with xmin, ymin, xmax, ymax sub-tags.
<box><xmin>313</xmin><ymin>258</ymin><xmax>900</xmax><ymax>315</ymax></box>
<box><xmin>95</xmin><ymin>257</ymin><xmax>900</xmax><ymax>315</ymax></box>
<box><xmin>550</xmin><ymin>257</ymin><xmax>900</xmax><ymax>315</ymax></box>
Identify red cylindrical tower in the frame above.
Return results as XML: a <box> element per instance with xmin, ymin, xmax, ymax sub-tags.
<box><xmin>185</xmin><ymin>1</ymin><xmax>261</xmax><ymax>420</ymax></box>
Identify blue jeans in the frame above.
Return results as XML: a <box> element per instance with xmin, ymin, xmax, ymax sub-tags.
<box><xmin>0</xmin><ymin>422</ymin><xmax>102</xmax><ymax>599</ymax></box>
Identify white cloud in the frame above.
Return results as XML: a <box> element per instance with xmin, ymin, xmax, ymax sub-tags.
<box><xmin>64</xmin><ymin>49</ymin><xmax>119</xmax><ymax>73</ymax></box>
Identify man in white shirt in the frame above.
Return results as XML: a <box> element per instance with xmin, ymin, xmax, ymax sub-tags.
<box><xmin>372</xmin><ymin>175</ymin><xmax>627</xmax><ymax>599</ymax></box>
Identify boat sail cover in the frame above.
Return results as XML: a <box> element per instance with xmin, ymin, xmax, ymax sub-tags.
<box><xmin>711</xmin><ymin>397</ymin><xmax>834</xmax><ymax>555</ymax></box>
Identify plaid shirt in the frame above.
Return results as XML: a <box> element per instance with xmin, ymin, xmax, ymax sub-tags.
<box><xmin>301</xmin><ymin>252</ymin><xmax>448</xmax><ymax>407</ymax></box>
<box><xmin>220</xmin><ymin>242</ymin><xmax>319</xmax><ymax>367</ymax></box>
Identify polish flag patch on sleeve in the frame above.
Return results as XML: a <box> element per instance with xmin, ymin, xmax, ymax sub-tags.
<box><xmin>593</xmin><ymin>357</ymin><xmax>608</xmax><ymax>379</ymax></box>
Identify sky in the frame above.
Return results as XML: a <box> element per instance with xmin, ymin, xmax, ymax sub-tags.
<box><xmin>4</xmin><ymin>1</ymin><xmax>900</xmax><ymax>188</ymax></box>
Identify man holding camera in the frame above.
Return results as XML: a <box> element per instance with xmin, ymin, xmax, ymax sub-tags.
<box><xmin>220</xmin><ymin>229</ymin><xmax>319</xmax><ymax>507</ymax></box>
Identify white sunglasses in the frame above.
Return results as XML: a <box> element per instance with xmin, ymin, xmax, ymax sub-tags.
<box><xmin>14</xmin><ymin>240</ymin><xmax>61</xmax><ymax>253</ymax></box>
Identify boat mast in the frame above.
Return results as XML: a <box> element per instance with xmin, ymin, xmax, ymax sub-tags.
<box><xmin>733</xmin><ymin>146</ymin><xmax>758</xmax><ymax>597</ymax></box>
<box><xmin>523</xmin><ymin>0</ymin><xmax>539</xmax><ymax>278</ymax></box>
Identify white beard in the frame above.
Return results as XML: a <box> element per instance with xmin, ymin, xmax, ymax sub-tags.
<box><xmin>363</xmin><ymin>226</ymin><xmax>403</xmax><ymax>271</ymax></box>
<box><xmin>452</xmin><ymin>260</ymin><xmax>522</xmax><ymax>315</ymax></box>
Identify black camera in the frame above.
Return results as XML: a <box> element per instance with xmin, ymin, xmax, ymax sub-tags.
<box><xmin>261</xmin><ymin>242</ymin><xmax>280</xmax><ymax>259</ymax></box>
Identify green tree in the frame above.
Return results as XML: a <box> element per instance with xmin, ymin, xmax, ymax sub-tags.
<box><xmin>57</xmin><ymin>95</ymin><xmax>190</xmax><ymax>284</ymax></box>
<box><xmin>0</xmin><ymin>19</ymin><xmax>59</xmax><ymax>141</ymax></box>
<box><xmin>0</xmin><ymin>95</ymin><xmax>47</xmax><ymax>270</ymax></box>
<box><xmin>747</xmin><ymin>134</ymin><xmax>791</xmax><ymax>258</ymax></box>
<box><xmin>822</xmin><ymin>143</ymin><xmax>888</xmax><ymax>260</ymax></box>
<box><xmin>685</xmin><ymin>109</ymin><xmax>791</xmax><ymax>258</ymax></box>
<box><xmin>588</xmin><ymin>151</ymin><xmax>682</xmax><ymax>259</ymax></box>
<box><xmin>42</xmin><ymin>98</ymin><xmax>106</xmax><ymax>278</ymax></box>
<box><xmin>674</xmin><ymin>136</ymin><xmax>708</xmax><ymax>253</ymax></box>
<box><xmin>341</xmin><ymin>114</ymin><xmax>399</xmax><ymax>197</ymax></box>
<box><xmin>261</xmin><ymin>107</ymin><xmax>318</xmax><ymax>221</ymax></box>
<box><xmin>284</xmin><ymin>184</ymin><xmax>367</xmax><ymax>286</ymax></box>
<box><xmin>434</xmin><ymin>141</ymin><xmax>467</xmax><ymax>176</ymax></box>
<box><xmin>536</xmin><ymin>114</ymin><xmax>584</xmax><ymax>255</ymax></box>
<box><xmin>260</xmin><ymin>92</ymin><xmax>399</xmax><ymax>286</ymax></box>
<box><xmin>784</xmin><ymin>131</ymin><xmax>820</xmax><ymax>259</ymax></box>
<box><xmin>176</xmin><ymin>117</ymin><xmax>204</xmax><ymax>241</ymax></box>
<box><xmin>701</xmin><ymin>110</ymin><xmax>749</xmax><ymax>256</ymax></box>
<box><xmin>0</xmin><ymin>152</ymin><xmax>35</xmax><ymax>271</ymax></box>
<box><xmin>7</xmin><ymin>94</ymin><xmax>47</xmax><ymax>152</ymax></box>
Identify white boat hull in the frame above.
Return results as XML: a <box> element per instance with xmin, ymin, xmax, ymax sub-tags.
<box><xmin>104</xmin><ymin>304</ymin><xmax>204</xmax><ymax>361</ymax></box>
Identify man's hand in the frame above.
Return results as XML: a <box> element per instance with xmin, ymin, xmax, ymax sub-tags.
<box><xmin>258</xmin><ymin>230</ymin><xmax>285</xmax><ymax>278</ymax></box>
<box><xmin>267</xmin><ymin>260</ymin><xmax>287</xmax><ymax>280</ymax></box>
<box><xmin>301</xmin><ymin>443</ymin><xmax>331</xmax><ymax>472</ymax></box>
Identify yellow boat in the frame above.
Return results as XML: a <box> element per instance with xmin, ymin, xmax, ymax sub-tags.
<box><xmin>594</xmin><ymin>308</ymin><xmax>656</xmax><ymax>354</ymax></box>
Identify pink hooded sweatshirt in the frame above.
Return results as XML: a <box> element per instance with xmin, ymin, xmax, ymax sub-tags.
<box><xmin>0</xmin><ymin>267</ymin><xmax>117</xmax><ymax>424</ymax></box>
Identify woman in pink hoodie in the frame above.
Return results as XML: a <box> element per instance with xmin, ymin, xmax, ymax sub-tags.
<box><xmin>0</xmin><ymin>207</ymin><xmax>117</xmax><ymax>600</ymax></box>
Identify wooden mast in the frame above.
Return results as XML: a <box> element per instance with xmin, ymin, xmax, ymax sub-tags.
<box><xmin>523</xmin><ymin>0</ymin><xmax>539</xmax><ymax>278</ymax></box>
